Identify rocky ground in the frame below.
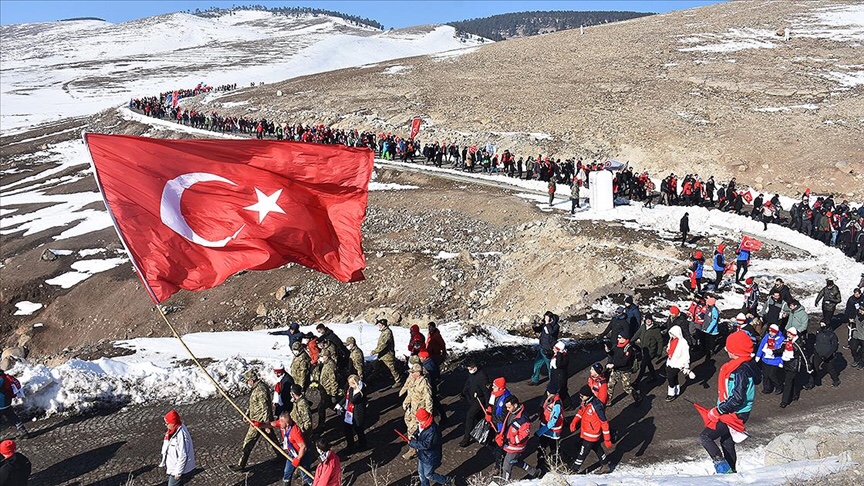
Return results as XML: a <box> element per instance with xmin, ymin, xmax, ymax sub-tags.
<box><xmin>1</xmin><ymin>111</ymin><xmax>690</xmax><ymax>364</ymax></box>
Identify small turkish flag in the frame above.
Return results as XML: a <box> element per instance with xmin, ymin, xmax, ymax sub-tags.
<box><xmin>85</xmin><ymin>133</ymin><xmax>373</xmax><ymax>303</ymax></box>
<box><xmin>740</xmin><ymin>235</ymin><xmax>763</xmax><ymax>252</ymax></box>
<box><xmin>741</xmin><ymin>191</ymin><xmax>753</xmax><ymax>204</ymax></box>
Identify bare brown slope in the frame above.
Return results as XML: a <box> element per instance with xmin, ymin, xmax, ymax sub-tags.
<box><xmin>191</xmin><ymin>0</ymin><xmax>863</xmax><ymax>197</ymax></box>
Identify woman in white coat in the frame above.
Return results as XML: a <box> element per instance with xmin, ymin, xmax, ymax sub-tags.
<box><xmin>666</xmin><ymin>325</ymin><xmax>696</xmax><ymax>401</ymax></box>
<box><xmin>160</xmin><ymin>409</ymin><xmax>196</xmax><ymax>486</ymax></box>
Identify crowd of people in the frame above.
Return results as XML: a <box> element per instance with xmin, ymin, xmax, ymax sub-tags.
<box><xmin>127</xmin><ymin>84</ymin><xmax>864</xmax><ymax>263</ymax></box>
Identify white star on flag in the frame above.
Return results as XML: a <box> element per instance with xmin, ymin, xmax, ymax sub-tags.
<box><xmin>244</xmin><ymin>188</ymin><xmax>286</xmax><ymax>223</ymax></box>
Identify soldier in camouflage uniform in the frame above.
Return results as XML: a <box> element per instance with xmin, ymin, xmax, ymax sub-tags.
<box><xmin>346</xmin><ymin>336</ymin><xmax>365</xmax><ymax>381</ymax></box>
<box><xmin>290</xmin><ymin>384</ymin><xmax>313</xmax><ymax>433</ymax></box>
<box><xmin>399</xmin><ymin>361</ymin><xmax>433</xmax><ymax>459</ymax></box>
<box><xmin>371</xmin><ymin>319</ymin><xmax>401</xmax><ymax>388</ymax></box>
<box><xmin>315</xmin><ymin>354</ymin><xmax>341</xmax><ymax>433</ymax></box>
<box><xmin>229</xmin><ymin>369</ymin><xmax>280</xmax><ymax>472</ymax></box>
<box><xmin>291</xmin><ymin>341</ymin><xmax>311</xmax><ymax>390</ymax></box>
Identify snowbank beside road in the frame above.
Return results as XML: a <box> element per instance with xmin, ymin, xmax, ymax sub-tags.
<box><xmin>11</xmin><ymin>321</ymin><xmax>530</xmax><ymax>417</ymax></box>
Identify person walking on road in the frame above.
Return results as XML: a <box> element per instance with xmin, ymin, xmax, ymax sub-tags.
<box><xmin>0</xmin><ymin>369</ymin><xmax>28</xmax><ymax>439</ymax></box>
<box><xmin>311</xmin><ymin>439</ymin><xmax>341</xmax><ymax>486</ymax></box>
<box><xmin>370</xmin><ymin>319</ymin><xmax>402</xmax><ymax>388</ymax></box>
<box><xmin>530</xmin><ymin>312</ymin><xmax>560</xmax><ymax>386</ymax></box>
<box><xmin>815</xmin><ymin>279</ymin><xmax>842</xmax><ymax>326</ymax></box>
<box><xmin>230</xmin><ymin>369</ymin><xmax>279</xmax><ymax>472</ymax></box>
<box><xmin>569</xmin><ymin>386</ymin><xmax>613</xmax><ymax>475</ymax></box>
<box><xmin>408</xmin><ymin>408</ymin><xmax>453</xmax><ymax>486</ymax></box>
<box><xmin>160</xmin><ymin>410</ymin><xmax>195</xmax><ymax>486</ymax></box>
<box><xmin>0</xmin><ymin>439</ymin><xmax>31</xmax><ymax>486</ymax></box>
<box><xmin>459</xmin><ymin>359</ymin><xmax>490</xmax><ymax>447</ymax></box>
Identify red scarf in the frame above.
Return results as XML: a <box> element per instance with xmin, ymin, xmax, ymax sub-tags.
<box><xmin>717</xmin><ymin>356</ymin><xmax>751</xmax><ymax>402</ymax></box>
<box><xmin>784</xmin><ymin>340</ymin><xmax>794</xmax><ymax>352</ymax></box>
<box><xmin>766</xmin><ymin>334</ymin><xmax>777</xmax><ymax>349</ymax></box>
<box><xmin>668</xmin><ymin>337</ymin><xmax>679</xmax><ymax>358</ymax></box>
<box><xmin>345</xmin><ymin>388</ymin><xmax>356</xmax><ymax>414</ymax></box>
<box><xmin>617</xmin><ymin>338</ymin><xmax>630</xmax><ymax>348</ymax></box>
<box><xmin>164</xmin><ymin>423</ymin><xmax>179</xmax><ymax>441</ymax></box>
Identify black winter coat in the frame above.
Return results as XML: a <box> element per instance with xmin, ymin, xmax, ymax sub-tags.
<box><xmin>0</xmin><ymin>453</ymin><xmax>31</xmax><ymax>486</ymax></box>
<box><xmin>339</xmin><ymin>386</ymin><xmax>366</xmax><ymax>427</ymax></box>
<box><xmin>813</xmin><ymin>328</ymin><xmax>839</xmax><ymax>358</ymax></box>
<box><xmin>533</xmin><ymin>314</ymin><xmax>560</xmax><ymax>352</ymax></box>
<box><xmin>462</xmin><ymin>368</ymin><xmax>490</xmax><ymax>403</ymax></box>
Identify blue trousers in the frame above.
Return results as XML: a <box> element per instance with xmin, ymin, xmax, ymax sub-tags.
<box><xmin>418</xmin><ymin>460</ymin><xmax>450</xmax><ymax>486</ymax></box>
<box><xmin>283</xmin><ymin>455</ymin><xmax>313</xmax><ymax>484</ymax></box>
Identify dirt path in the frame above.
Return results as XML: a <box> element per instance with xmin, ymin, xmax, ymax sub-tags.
<box><xmin>11</xmin><ymin>327</ymin><xmax>863</xmax><ymax>485</ymax></box>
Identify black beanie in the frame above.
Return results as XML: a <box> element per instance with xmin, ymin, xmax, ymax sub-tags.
<box><xmin>579</xmin><ymin>385</ymin><xmax>592</xmax><ymax>398</ymax></box>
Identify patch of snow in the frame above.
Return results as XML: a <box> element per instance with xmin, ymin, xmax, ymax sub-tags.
<box><xmin>78</xmin><ymin>248</ymin><xmax>106</xmax><ymax>257</ymax></box>
<box><xmin>368</xmin><ymin>182</ymin><xmax>419</xmax><ymax>191</ymax></box>
<box><xmin>382</xmin><ymin>65</ymin><xmax>410</xmax><ymax>75</ymax></box>
<box><xmin>49</xmin><ymin>249</ymin><xmax>74</xmax><ymax>256</ymax></box>
<box><xmin>13</xmin><ymin>301</ymin><xmax>43</xmax><ymax>316</ymax></box>
<box><xmin>219</xmin><ymin>100</ymin><xmax>249</xmax><ymax>108</ymax></box>
<box><xmin>679</xmin><ymin>28</ymin><xmax>777</xmax><ymax>53</ymax></box>
<box><xmin>10</xmin><ymin>321</ymin><xmax>530</xmax><ymax>416</ymax></box>
<box><xmin>434</xmin><ymin>251</ymin><xmax>460</xmax><ymax>260</ymax></box>
<box><xmin>754</xmin><ymin>104</ymin><xmax>820</xmax><ymax>112</ymax></box>
<box><xmin>45</xmin><ymin>257</ymin><xmax>128</xmax><ymax>289</ymax></box>
<box><xmin>794</xmin><ymin>3</ymin><xmax>864</xmax><ymax>43</ymax></box>
<box><xmin>430</xmin><ymin>46</ymin><xmax>480</xmax><ymax>60</ymax></box>
<box><xmin>823</xmin><ymin>70</ymin><xmax>864</xmax><ymax>87</ymax></box>
<box><xmin>511</xmin><ymin>449</ymin><xmax>853</xmax><ymax>485</ymax></box>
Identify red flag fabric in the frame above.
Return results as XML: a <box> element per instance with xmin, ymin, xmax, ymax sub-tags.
<box><xmin>172</xmin><ymin>90</ymin><xmax>179</xmax><ymax>108</ymax></box>
<box><xmin>410</xmin><ymin>117</ymin><xmax>422</xmax><ymax>140</ymax></box>
<box><xmin>692</xmin><ymin>402</ymin><xmax>746</xmax><ymax>433</ymax></box>
<box><xmin>740</xmin><ymin>235</ymin><xmax>763</xmax><ymax>252</ymax></box>
<box><xmin>724</xmin><ymin>261</ymin><xmax>735</xmax><ymax>275</ymax></box>
<box><xmin>741</xmin><ymin>191</ymin><xmax>753</xmax><ymax>204</ymax></box>
<box><xmin>85</xmin><ymin>133</ymin><xmax>373</xmax><ymax>303</ymax></box>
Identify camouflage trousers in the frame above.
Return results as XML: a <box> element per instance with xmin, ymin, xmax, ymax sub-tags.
<box><xmin>607</xmin><ymin>369</ymin><xmax>634</xmax><ymax>400</ymax></box>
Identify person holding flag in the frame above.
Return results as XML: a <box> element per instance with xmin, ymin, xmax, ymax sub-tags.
<box><xmin>735</xmin><ymin>236</ymin><xmax>762</xmax><ymax>283</ymax></box>
<box><xmin>696</xmin><ymin>331</ymin><xmax>761</xmax><ymax>474</ymax></box>
<box><xmin>712</xmin><ymin>244</ymin><xmax>727</xmax><ymax>291</ymax></box>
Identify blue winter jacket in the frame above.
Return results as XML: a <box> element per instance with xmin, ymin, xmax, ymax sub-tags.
<box><xmin>703</xmin><ymin>306</ymin><xmax>720</xmax><ymax>335</ymax></box>
<box><xmin>713</xmin><ymin>252</ymin><xmax>725</xmax><ymax>272</ymax></box>
<box><xmin>717</xmin><ymin>360</ymin><xmax>761</xmax><ymax>416</ymax></box>
<box><xmin>692</xmin><ymin>259</ymin><xmax>704</xmax><ymax>279</ymax></box>
<box><xmin>409</xmin><ymin>421</ymin><xmax>443</xmax><ymax>469</ymax></box>
<box><xmin>491</xmin><ymin>390</ymin><xmax>511</xmax><ymax>433</ymax></box>
<box><xmin>755</xmin><ymin>333</ymin><xmax>785</xmax><ymax>367</ymax></box>
<box><xmin>736</xmin><ymin>249</ymin><xmax>750</xmax><ymax>262</ymax></box>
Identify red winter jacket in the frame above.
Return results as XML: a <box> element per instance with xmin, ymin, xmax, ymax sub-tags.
<box><xmin>569</xmin><ymin>396</ymin><xmax>611</xmax><ymax>445</ymax></box>
<box><xmin>500</xmin><ymin>405</ymin><xmax>531</xmax><ymax>453</ymax></box>
<box><xmin>312</xmin><ymin>450</ymin><xmax>342</xmax><ymax>486</ymax></box>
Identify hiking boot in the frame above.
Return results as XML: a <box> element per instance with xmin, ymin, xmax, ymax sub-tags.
<box><xmin>832</xmin><ymin>380</ymin><xmax>841</xmax><ymax>387</ymax></box>
<box><xmin>391</xmin><ymin>380</ymin><xmax>404</xmax><ymax>390</ymax></box>
<box><xmin>458</xmin><ymin>437</ymin><xmax>471</xmax><ymax>448</ymax></box>
<box><xmin>402</xmin><ymin>448</ymin><xmax>416</xmax><ymax>460</ymax></box>
<box><xmin>665</xmin><ymin>394</ymin><xmax>678</xmax><ymax>402</ymax></box>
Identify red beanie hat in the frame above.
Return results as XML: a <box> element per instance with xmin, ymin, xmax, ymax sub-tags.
<box><xmin>493</xmin><ymin>377</ymin><xmax>506</xmax><ymax>389</ymax></box>
<box><xmin>416</xmin><ymin>407</ymin><xmax>433</xmax><ymax>427</ymax></box>
<box><xmin>746</xmin><ymin>277</ymin><xmax>754</xmax><ymax>285</ymax></box>
<box><xmin>0</xmin><ymin>439</ymin><xmax>15</xmax><ymax>457</ymax></box>
<box><xmin>725</xmin><ymin>331</ymin><xmax>753</xmax><ymax>357</ymax></box>
<box><xmin>717</xmin><ymin>243</ymin><xmax>726</xmax><ymax>253</ymax></box>
<box><xmin>164</xmin><ymin>409</ymin><xmax>182</xmax><ymax>426</ymax></box>
<box><xmin>695</xmin><ymin>251</ymin><xmax>703</xmax><ymax>259</ymax></box>
<box><xmin>669</xmin><ymin>306</ymin><xmax>681</xmax><ymax>316</ymax></box>
<box><xmin>418</xmin><ymin>350</ymin><xmax>430</xmax><ymax>359</ymax></box>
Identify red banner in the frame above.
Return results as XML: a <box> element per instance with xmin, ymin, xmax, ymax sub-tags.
<box><xmin>172</xmin><ymin>90</ymin><xmax>179</xmax><ymax>108</ymax></box>
<box><xmin>410</xmin><ymin>117</ymin><xmax>422</xmax><ymax>140</ymax></box>
<box><xmin>741</xmin><ymin>191</ymin><xmax>753</xmax><ymax>204</ymax></box>
<box><xmin>85</xmin><ymin>134</ymin><xmax>373</xmax><ymax>302</ymax></box>
<box><xmin>740</xmin><ymin>235</ymin><xmax>763</xmax><ymax>252</ymax></box>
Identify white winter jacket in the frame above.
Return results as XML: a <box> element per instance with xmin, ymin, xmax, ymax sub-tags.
<box><xmin>160</xmin><ymin>424</ymin><xmax>196</xmax><ymax>476</ymax></box>
<box><xmin>666</xmin><ymin>326</ymin><xmax>691</xmax><ymax>371</ymax></box>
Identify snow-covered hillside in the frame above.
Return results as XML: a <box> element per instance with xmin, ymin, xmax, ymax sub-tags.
<box><xmin>0</xmin><ymin>9</ymin><xmax>488</xmax><ymax>134</ymax></box>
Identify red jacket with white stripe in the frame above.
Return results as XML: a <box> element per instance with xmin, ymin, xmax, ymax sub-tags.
<box><xmin>501</xmin><ymin>405</ymin><xmax>531</xmax><ymax>453</ymax></box>
<box><xmin>569</xmin><ymin>396</ymin><xmax>611</xmax><ymax>444</ymax></box>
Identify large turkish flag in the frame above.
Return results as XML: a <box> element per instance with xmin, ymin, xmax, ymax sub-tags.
<box><xmin>85</xmin><ymin>133</ymin><xmax>373</xmax><ymax>302</ymax></box>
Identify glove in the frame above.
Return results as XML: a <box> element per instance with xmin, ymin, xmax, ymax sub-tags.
<box><xmin>310</xmin><ymin>382</ymin><xmax>319</xmax><ymax>388</ymax></box>
<box><xmin>707</xmin><ymin>407</ymin><xmax>720</xmax><ymax>421</ymax></box>
<box><xmin>495</xmin><ymin>434</ymin><xmax>504</xmax><ymax>447</ymax></box>
<box><xmin>779</xmin><ymin>363</ymin><xmax>783</xmax><ymax>368</ymax></box>
<box><xmin>570</xmin><ymin>421</ymin><xmax>578</xmax><ymax>433</ymax></box>
<box><xmin>755</xmin><ymin>356</ymin><xmax>761</xmax><ymax>363</ymax></box>
<box><xmin>604</xmin><ymin>440</ymin><xmax>614</xmax><ymax>450</ymax></box>
<box><xmin>291</xmin><ymin>456</ymin><xmax>300</xmax><ymax>467</ymax></box>
<box><xmin>251</xmin><ymin>421</ymin><xmax>261</xmax><ymax>428</ymax></box>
